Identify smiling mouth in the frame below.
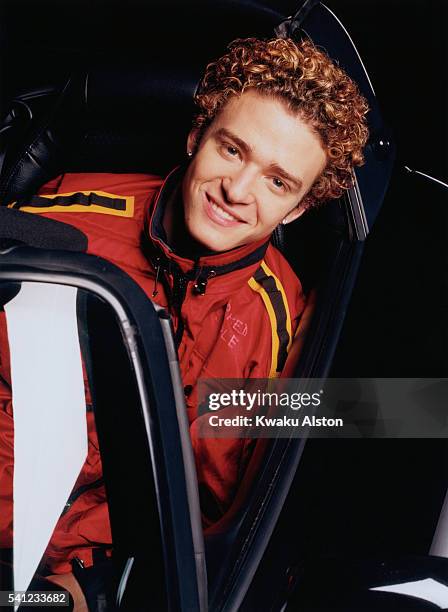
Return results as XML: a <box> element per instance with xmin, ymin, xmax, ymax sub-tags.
<box><xmin>206</xmin><ymin>194</ymin><xmax>245</xmax><ymax>223</ymax></box>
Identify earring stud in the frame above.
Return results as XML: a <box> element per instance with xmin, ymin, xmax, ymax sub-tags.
<box><xmin>187</xmin><ymin>150</ymin><xmax>193</xmax><ymax>157</ymax></box>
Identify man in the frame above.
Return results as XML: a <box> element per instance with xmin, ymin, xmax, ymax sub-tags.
<box><xmin>0</xmin><ymin>36</ymin><xmax>368</xmax><ymax>604</ymax></box>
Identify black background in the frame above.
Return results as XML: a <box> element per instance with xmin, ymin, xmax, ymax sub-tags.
<box><xmin>289</xmin><ymin>0</ymin><xmax>448</xmax><ymax>575</ymax></box>
<box><xmin>282</xmin><ymin>0</ymin><xmax>448</xmax><ymax>582</ymax></box>
<box><xmin>325</xmin><ymin>0</ymin><xmax>448</xmax><ymax>379</ymax></box>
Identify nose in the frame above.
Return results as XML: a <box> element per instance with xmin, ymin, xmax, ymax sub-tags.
<box><xmin>222</xmin><ymin>166</ymin><xmax>256</xmax><ymax>205</ymax></box>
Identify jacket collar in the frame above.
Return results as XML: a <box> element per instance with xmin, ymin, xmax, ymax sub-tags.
<box><xmin>146</xmin><ymin>165</ymin><xmax>269</xmax><ymax>278</ymax></box>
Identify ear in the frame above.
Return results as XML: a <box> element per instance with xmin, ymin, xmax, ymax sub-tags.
<box><xmin>282</xmin><ymin>205</ymin><xmax>306</xmax><ymax>225</ymax></box>
<box><xmin>187</xmin><ymin>128</ymin><xmax>199</xmax><ymax>155</ymax></box>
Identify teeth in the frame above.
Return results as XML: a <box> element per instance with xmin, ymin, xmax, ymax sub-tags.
<box><xmin>211</xmin><ymin>201</ymin><xmax>238</xmax><ymax>221</ymax></box>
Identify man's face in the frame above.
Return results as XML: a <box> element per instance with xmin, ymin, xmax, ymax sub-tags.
<box><xmin>181</xmin><ymin>90</ymin><xmax>327</xmax><ymax>253</ymax></box>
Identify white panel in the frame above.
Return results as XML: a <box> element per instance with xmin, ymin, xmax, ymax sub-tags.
<box><xmin>5</xmin><ymin>282</ymin><xmax>88</xmax><ymax>594</ymax></box>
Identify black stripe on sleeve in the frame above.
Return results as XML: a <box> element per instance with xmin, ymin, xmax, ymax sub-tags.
<box><xmin>254</xmin><ymin>267</ymin><xmax>290</xmax><ymax>372</ymax></box>
<box><xmin>14</xmin><ymin>192</ymin><xmax>127</xmax><ymax>211</ymax></box>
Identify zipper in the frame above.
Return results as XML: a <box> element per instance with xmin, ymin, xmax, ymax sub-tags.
<box><xmin>152</xmin><ymin>256</ymin><xmax>162</xmax><ymax>297</ymax></box>
<box><xmin>60</xmin><ymin>477</ymin><xmax>104</xmax><ymax>517</ymax></box>
<box><xmin>149</xmin><ymin>252</ymin><xmax>190</xmax><ymax>346</ymax></box>
<box><xmin>171</xmin><ymin>265</ymin><xmax>190</xmax><ymax>347</ymax></box>
<box><xmin>150</xmin><ymin>250</ymin><xmax>219</xmax><ymax>345</ymax></box>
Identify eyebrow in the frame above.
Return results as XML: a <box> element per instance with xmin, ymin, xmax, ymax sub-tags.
<box><xmin>214</xmin><ymin>128</ymin><xmax>253</xmax><ymax>155</ymax></box>
<box><xmin>214</xmin><ymin>128</ymin><xmax>303</xmax><ymax>191</ymax></box>
<box><xmin>267</xmin><ymin>163</ymin><xmax>303</xmax><ymax>192</ymax></box>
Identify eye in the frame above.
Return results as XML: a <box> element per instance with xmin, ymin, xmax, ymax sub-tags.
<box><xmin>218</xmin><ymin>140</ymin><xmax>240</xmax><ymax>159</ymax></box>
<box><xmin>272</xmin><ymin>177</ymin><xmax>286</xmax><ymax>190</ymax></box>
<box><xmin>225</xmin><ymin>144</ymin><xmax>239</xmax><ymax>157</ymax></box>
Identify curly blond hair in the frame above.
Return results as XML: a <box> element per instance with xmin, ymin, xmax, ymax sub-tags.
<box><xmin>193</xmin><ymin>37</ymin><xmax>369</xmax><ymax>209</ymax></box>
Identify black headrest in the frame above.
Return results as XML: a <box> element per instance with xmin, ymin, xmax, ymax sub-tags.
<box><xmin>79</xmin><ymin>58</ymin><xmax>199</xmax><ymax>175</ymax></box>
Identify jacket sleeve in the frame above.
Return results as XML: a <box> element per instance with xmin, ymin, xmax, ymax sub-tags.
<box><xmin>281</xmin><ymin>288</ymin><xmax>317</xmax><ymax>378</ymax></box>
<box><xmin>190</xmin><ymin>413</ymin><xmax>257</xmax><ymax>529</ymax></box>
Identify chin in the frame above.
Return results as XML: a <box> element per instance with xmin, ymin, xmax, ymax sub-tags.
<box><xmin>188</xmin><ymin>223</ymin><xmax>232</xmax><ymax>253</ymax></box>
<box><xmin>196</xmin><ymin>237</ymin><xmax>229</xmax><ymax>253</ymax></box>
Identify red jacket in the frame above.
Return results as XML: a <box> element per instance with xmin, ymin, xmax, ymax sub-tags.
<box><xmin>0</xmin><ymin>168</ymin><xmax>305</xmax><ymax>573</ymax></box>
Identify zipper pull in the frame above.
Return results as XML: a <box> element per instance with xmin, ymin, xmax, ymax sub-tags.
<box><xmin>152</xmin><ymin>256</ymin><xmax>162</xmax><ymax>298</ymax></box>
<box><xmin>193</xmin><ymin>269</ymin><xmax>216</xmax><ymax>295</ymax></box>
